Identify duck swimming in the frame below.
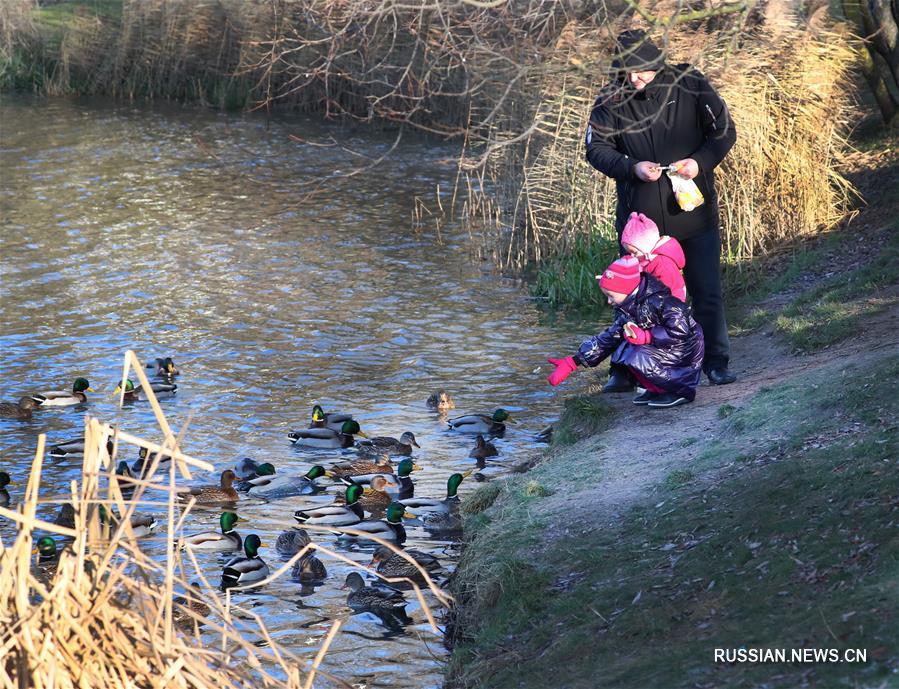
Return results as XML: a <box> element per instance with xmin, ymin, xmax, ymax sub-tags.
<box><xmin>288</xmin><ymin>419</ymin><xmax>366</xmax><ymax>449</ymax></box>
<box><xmin>276</xmin><ymin>526</ymin><xmax>311</xmax><ymax>556</ymax></box>
<box><xmin>343</xmin><ymin>571</ymin><xmax>406</xmax><ymax>613</ymax></box>
<box><xmin>447</xmin><ymin>408</ymin><xmax>512</xmax><ymax>435</ymax></box>
<box><xmin>221</xmin><ymin>534</ymin><xmax>269</xmax><ymax>589</ymax></box>
<box><xmin>426</xmin><ymin>390</ymin><xmax>455</xmax><ymax>412</ymax></box>
<box><xmin>147</xmin><ymin>357</ymin><xmax>179</xmax><ymax>378</ymax></box>
<box><xmin>0</xmin><ymin>472</ymin><xmax>11</xmax><ymax>507</ymax></box>
<box><xmin>335</xmin><ymin>501</ymin><xmax>415</xmax><ymax>544</ymax></box>
<box><xmin>49</xmin><ymin>436</ymin><xmax>114</xmax><ymax>459</ymax></box>
<box><xmin>292</xmin><ymin>552</ymin><xmax>327</xmax><ymax>583</ymax></box>
<box><xmin>234</xmin><ymin>463</ymin><xmax>277</xmax><ymax>492</ymax></box>
<box><xmin>401</xmin><ymin>472</ymin><xmax>470</xmax><ymax>515</ymax></box>
<box><xmin>294</xmin><ymin>483</ymin><xmax>364</xmax><ymax>527</ymax></box>
<box><xmin>247</xmin><ymin>466</ymin><xmax>327</xmax><ymax>499</ymax></box>
<box><xmin>308</xmin><ymin>404</ymin><xmax>356</xmax><ymax>432</ymax></box>
<box><xmin>178</xmin><ymin>470</ymin><xmax>239</xmax><ymax>504</ymax></box>
<box><xmin>469</xmin><ymin>434</ymin><xmax>498</xmax><ymax>460</ymax></box>
<box><xmin>327</xmin><ymin>453</ymin><xmax>394</xmax><ymax>481</ymax></box>
<box><xmin>182</xmin><ymin>512</ymin><xmax>242</xmax><ymax>552</ymax></box>
<box><xmin>31</xmin><ymin>378</ymin><xmax>94</xmax><ymax>407</ymax></box>
<box><xmin>114</xmin><ymin>378</ymin><xmax>177</xmax><ymax>401</ymax></box>
<box><xmin>0</xmin><ymin>396</ymin><xmax>38</xmax><ymax>420</ymax></box>
<box><xmin>357</xmin><ymin>432</ymin><xmax>420</xmax><ymax>457</ymax></box>
<box><xmin>370</xmin><ymin>545</ymin><xmax>445</xmax><ymax>585</ymax></box>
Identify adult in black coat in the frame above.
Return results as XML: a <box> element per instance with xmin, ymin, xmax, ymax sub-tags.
<box><xmin>585</xmin><ymin>29</ymin><xmax>737</xmax><ymax>387</ymax></box>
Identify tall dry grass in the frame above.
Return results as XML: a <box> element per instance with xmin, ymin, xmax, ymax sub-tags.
<box><xmin>0</xmin><ymin>351</ymin><xmax>446</xmax><ymax>688</ymax></box>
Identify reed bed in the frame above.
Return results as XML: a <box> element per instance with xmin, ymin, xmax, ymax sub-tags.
<box><xmin>0</xmin><ymin>351</ymin><xmax>445</xmax><ymax>688</ymax></box>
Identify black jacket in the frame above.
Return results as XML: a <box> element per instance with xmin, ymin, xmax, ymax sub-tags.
<box><xmin>585</xmin><ymin>65</ymin><xmax>736</xmax><ymax>241</ymax></box>
<box><xmin>573</xmin><ymin>275</ymin><xmax>704</xmax><ymax>399</ymax></box>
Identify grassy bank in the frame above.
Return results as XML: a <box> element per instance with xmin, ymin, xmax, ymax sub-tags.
<box><xmin>448</xmin><ymin>352</ymin><xmax>898</xmax><ymax>688</ymax></box>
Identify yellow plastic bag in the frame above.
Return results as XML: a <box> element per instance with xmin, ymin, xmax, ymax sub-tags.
<box><xmin>667</xmin><ymin>170</ymin><xmax>705</xmax><ymax>212</ymax></box>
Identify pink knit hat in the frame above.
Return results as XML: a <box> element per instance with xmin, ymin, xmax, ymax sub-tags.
<box><xmin>598</xmin><ymin>256</ymin><xmax>641</xmax><ymax>294</ymax></box>
<box><xmin>621</xmin><ymin>212</ymin><xmax>660</xmax><ymax>255</ymax></box>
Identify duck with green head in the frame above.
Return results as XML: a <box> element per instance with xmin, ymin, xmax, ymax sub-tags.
<box><xmin>294</xmin><ymin>483</ymin><xmax>364</xmax><ymax>527</ymax></box>
<box><xmin>33</xmin><ymin>535</ymin><xmax>60</xmax><ymax>580</ymax></box>
<box><xmin>131</xmin><ymin>446</ymin><xmax>172</xmax><ymax>476</ymax></box>
<box><xmin>114</xmin><ymin>378</ymin><xmax>177</xmax><ymax>402</ymax></box>
<box><xmin>0</xmin><ymin>472</ymin><xmax>11</xmax><ymax>507</ymax></box>
<box><xmin>247</xmin><ymin>465</ymin><xmax>327</xmax><ymax>498</ymax></box>
<box><xmin>0</xmin><ymin>396</ymin><xmax>38</xmax><ymax>420</ymax></box>
<box><xmin>221</xmin><ymin>534</ymin><xmax>269</xmax><ymax>589</ymax></box>
<box><xmin>31</xmin><ymin>378</ymin><xmax>94</xmax><ymax>407</ymax></box>
<box><xmin>343</xmin><ymin>571</ymin><xmax>406</xmax><ymax>612</ymax></box>
<box><xmin>447</xmin><ymin>408</ymin><xmax>512</xmax><ymax>435</ymax></box>
<box><xmin>335</xmin><ymin>501</ymin><xmax>415</xmax><ymax>544</ymax></box>
<box><xmin>183</xmin><ymin>512</ymin><xmax>242</xmax><ymax>552</ymax></box>
<box><xmin>401</xmin><ymin>471</ymin><xmax>471</xmax><ymax>515</ymax></box>
<box><xmin>308</xmin><ymin>404</ymin><xmax>355</xmax><ymax>432</ymax></box>
<box><xmin>288</xmin><ymin>419</ymin><xmax>367</xmax><ymax>449</ymax></box>
<box><xmin>234</xmin><ymin>462</ymin><xmax>277</xmax><ymax>492</ymax></box>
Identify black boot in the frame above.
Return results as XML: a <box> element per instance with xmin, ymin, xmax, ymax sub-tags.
<box><xmin>602</xmin><ymin>369</ymin><xmax>635</xmax><ymax>393</ymax></box>
<box><xmin>707</xmin><ymin>367</ymin><xmax>736</xmax><ymax>385</ymax></box>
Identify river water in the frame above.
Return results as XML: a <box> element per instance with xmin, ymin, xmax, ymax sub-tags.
<box><xmin>0</xmin><ymin>96</ymin><xmax>594</xmax><ymax>687</ymax></box>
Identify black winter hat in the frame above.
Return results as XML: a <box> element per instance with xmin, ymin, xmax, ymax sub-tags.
<box><xmin>614</xmin><ymin>29</ymin><xmax>665</xmax><ymax>71</ymax></box>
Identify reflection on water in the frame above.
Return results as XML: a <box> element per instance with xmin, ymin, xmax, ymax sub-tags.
<box><xmin>0</xmin><ymin>97</ymin><xmax>593</xmax><ymax>687</ymax></box>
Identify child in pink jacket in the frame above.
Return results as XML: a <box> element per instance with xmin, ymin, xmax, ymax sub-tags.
<box><xmin>620</xmin><ymin>212</ymin><xmax>687</xmax><ymax>302</ymax></box>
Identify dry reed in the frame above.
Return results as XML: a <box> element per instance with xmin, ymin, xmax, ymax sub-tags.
<box><xmin>0</xmin><ymin>351</ymin><xmax>446</xmax><ymax>688</ymax></box>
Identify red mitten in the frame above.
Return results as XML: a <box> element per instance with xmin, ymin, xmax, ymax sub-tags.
<box><xmin>623</xmin><ymin>322</ymin><xmax>652</xmax><ymax>345</ymax></box>
<box><xmin>547</xmin><ymin>356</ymin><xmax>578</xmax><ymax>386</ymax></box>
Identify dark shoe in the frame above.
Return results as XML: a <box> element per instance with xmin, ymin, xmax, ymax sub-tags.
<box><xmin>632</xmin><ymin>390</ymin><xmax>658</xmax><ymax>405</ymax></box>
<box><xmin>647</xmin><ymin>393</ymin><xmax>691</xmax><ymax>408</ymax></box>
<box><xmin>707</xmin><ymin>368</ymin><xmax>737</xmax><ymax>385</ymax></box>
<box><xmin>602</xmin><ymin>371</ymin><xmax>635</xmax><ymax>393</ymax></box>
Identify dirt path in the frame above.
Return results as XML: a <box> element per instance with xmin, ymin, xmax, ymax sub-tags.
<box><xmin>538</xmin><ymin>293</ymin><xmax>898</xmax><ymax>541</ymax></box>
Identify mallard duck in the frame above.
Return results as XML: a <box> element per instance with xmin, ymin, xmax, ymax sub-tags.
<box><xmin>343</xmin><ymin>571</ymin><xmax>406</xmax><ymax>612</ymax></box>
<box><xmin>234</xmin><ymin>458</ymin><xmax>269</xmax><ymax>479</ymax></box>
<box><xmin>131</xmin><ymin>446</ymin><xmax>172</xmax><ymax>477</ymax></box>
<box><xmin>112</xmin><ymin>460</ymin><xmax>139</xmax><ymax>498</ymax></box>
<box><xmin>288</xmin><ymin>419</ymin><xmax>366</xmax><ymax>449</ymax></box>
<box><xmin>114</xmin><ymin>378</ymin><xmax>177</xmax><ymax>401</ymax></box>
<box><xmin>357</xmin><ymin>432</ymin><xmax>420</xmax><ymax>457</ymax></box>
<box><xmin>309</xmin><ymin>404</ymin><xmax>355</xmax><ymax>432</ymax></box>
<box><xmin>426</xmin><ymin>390</ymin><xmax>456</xmax><ymax>412</ymax></box>
<box><xmin>33</xmin><ymin>536</ymin><xmax>60</xmax><ymax>578</ymax></box>
<box><xmin>173</xmin><ymin>581</ymin><xmax>210</xmax><ymax>628</ymax></box>
<box><xmin>0</xmin><ymin>396</ymin><xmax>38</xmax><ymax>420</ymax></box>
<box><xmin>247</xmin><ymin>465</ymin><xmax>327</xmax><ymax>498</ymax></box>
<box><xmin>234</xmin><ymin>463</ymin><xmax>276</xmax><ymax>492</ymax></box>
<box><xmin>469</xmin><ymin>434</ymin><xmax>498</xmax><ymax>460</ymax></box>
<box><xmin>183</xmin><ymin>512</ymin><xmax>242</xmax><ymax>552</ymax></box>
<box><xmin>294</xmin><ymin>483</ymin><xmax>364</xmax><ymax>527</ymax></box>
<box><xmin>535</xmin><ymin>424</ymin><xmax>553</xmax><ymax>443</ymax></box>
<box><xmin>276</xmin><ymin>526</ymin><xmax>311</xmax><ymax>556</ymax></box>
<box><xmin>447</xmin><ymin>408</ymin><xmax>513</xmax><ymax>435</ymax></box>
<box><xmin>401</xmin><ymin>471</ymin><xmax>470</xmax><ymax>515</ymax></box>
<box><xmin>328</xmin><ymin>453</ymin><xmax>393</xmax><ymax>481</ymax></box>
<box><xmin>30</xmin><ymin>378</ymin><xmax>94</xmax><ymax>407</ymax></box>
<box><xmin>292</xmin><ymin>553</ymin><xmax>327</xmax><ymax>583</ymax></box>
<box><xmin>359</xmin><ymin>475</ymin><xmax>397</xmax><ymax>510</ymax></box>
<box><xmin>178</xmin><ymin>470</ymin><xmax>239</xmax><ymax>504</ymax></box>
<box><xmin>370</xmin><ymin>545</ymin><xmax>445</xmax><ymax>584</ymax></box>
<box><xmin>98</xmin><ymin>505</ymin><xmax>158</xmax><ymax>537</ymax></box>
<box><xmin>221</xmin><ymin>534</ymin><xmax>269</xmax><ymax>589</ymax></box>
<box><xmin>49</xmin><ymin>437</ymin><xmax>114</xmax><ymax>459</ymax></box>
<box><xmin>54</xmin><ymin>503</ymin><xmax>76</xmax><ymax>529</ymax></box>
<box><xmin>0</xmin><ymin>472</ymin><xmax>11</xmax><ymax>507</ymax></box>
<box><xmin>394</xmin><ymin>458</ymin><xmax>417</xmax><ymax>500</ymax></box>
<box><xmin>147</xmin><ymin>357</ymin><xmax>179</xmax><ymax>378</ymax></box>
<box><xmin>335</xmin><ymin>501</ymin><xmax>415</xmax><ymax>544</ymax></box>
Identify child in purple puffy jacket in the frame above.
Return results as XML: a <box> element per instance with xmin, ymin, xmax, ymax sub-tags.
<box><xmin>547</xmin><ymin>257</ymin><xmax>704</xmax><ymax>408</ymax></box>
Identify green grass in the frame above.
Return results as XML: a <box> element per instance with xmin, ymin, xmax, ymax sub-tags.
<box><xmin>448</xmin><ymin>353</ymin><xmax>899</xmax><ymax>689</ymax></box>
<box><xmin>531</xmin><ymin>226</ymin><xmax>620</xmax><ymax>311</ymax></box>
<box><xmin>774</xmin><ymin>231</ymin><xmax>898</xmax><ymax>352</ymax></box>
<box><xmin>551</xmin><ymin>393</ymin><xmax>616</xmax><ymax>446</ymax></box>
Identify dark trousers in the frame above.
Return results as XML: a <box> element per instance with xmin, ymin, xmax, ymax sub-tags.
<box><xmin>610</xmin><ymin>226</ymin><xmax>730</xmax><ymax>379</ymax></box>
<box><xmin>681</xmin><ymin>228</ymin><xmax>730</xmax><ymax>372</ymax></box>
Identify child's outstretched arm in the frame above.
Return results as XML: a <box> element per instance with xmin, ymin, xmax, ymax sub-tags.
<box><xmin>546</xmin><ymin>316</ymin><xmax>626</xmax><ymax>386</ymax></box>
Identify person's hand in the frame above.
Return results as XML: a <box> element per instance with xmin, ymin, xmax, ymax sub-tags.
<box><xmin>634</xmin><ymin>161</ymin><xmax>663</xmax><ymax>182</ymax></box>
<box><xmin>547</xmin><ymin>356</ymin><xmax>578</xmax><ymax>386</ymax></box>
<box><xmin>670</xmin><ymin>158</ymin><xmax>699</xmax><ymax>180</ymax></box>
<box><xmin>623</xmin><ymin>322</ymin><xmax>652</xmax><ymax>345</ymax></box>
